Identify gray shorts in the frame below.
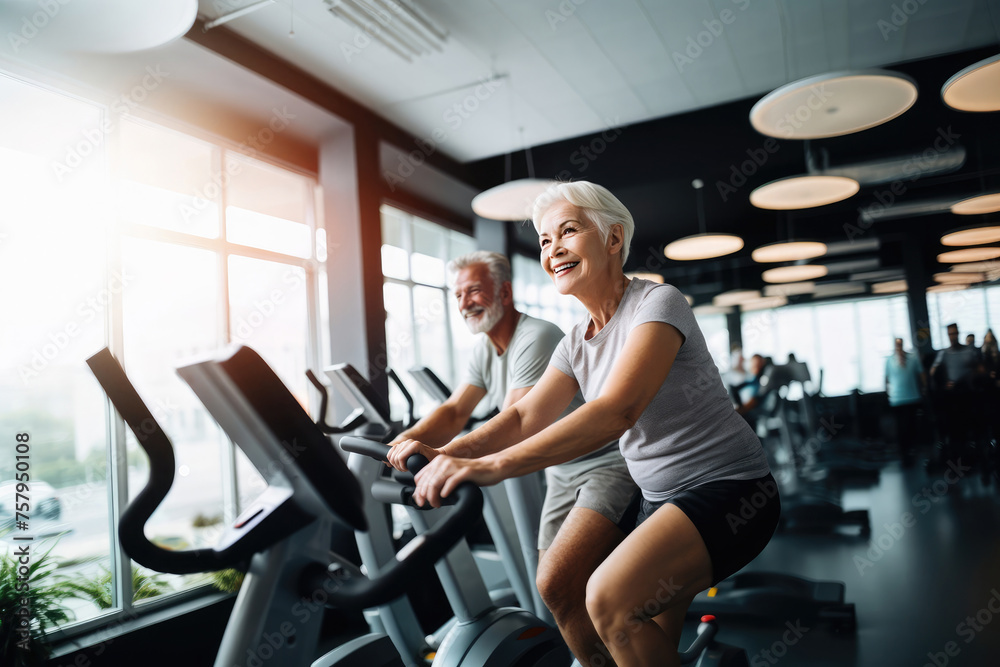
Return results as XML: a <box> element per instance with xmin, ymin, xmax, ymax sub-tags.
<box><xmin>538</xmin><ymin>447</ymin><xmax>639</xmax><ymax>550</ymax></box>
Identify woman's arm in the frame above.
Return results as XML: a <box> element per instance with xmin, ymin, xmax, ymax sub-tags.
<box><xmin>412</xmin><ymin>321</ymin><xmax>684</xmax><ymax>506</ymax></box>
<box><xmin>386</xmin><ymin>363</ymin><xmax>579</xmax><ymax>471</ymax></box>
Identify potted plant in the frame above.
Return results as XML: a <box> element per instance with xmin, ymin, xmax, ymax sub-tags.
<box><xmin>0</xmin><ymin>540</ymin><xmax>80</xmax><ymax>667</ymax></box>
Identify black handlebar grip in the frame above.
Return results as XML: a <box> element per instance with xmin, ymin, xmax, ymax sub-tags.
<box><xmin>679</xmin><ymin>616</ymin><xmax>719</xmax><ymax>665</ymax></box>
<box><xmin>87</xmin><ymin>348</ymin><xmax>271</xmax><ymax>574</ymax></box>
<box><xmin>301</xmin><ymin>481</ymin><xmax>483</xmax><ymax>610</ymax></box>
<box><xmin>340</xmin><ymin>435</ymin><xmax>432</xmax><ymax>474</ymax></box>
<box><xmin>370</xmin><ymin>479</ymin><xmax>414</xmax><ymax>506</ymax></box>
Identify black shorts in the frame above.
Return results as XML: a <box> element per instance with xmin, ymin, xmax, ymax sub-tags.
<box><xmin>636</xmin><ymin>473</ymin><xmax>781</xmax><ymax>585</ymax></box>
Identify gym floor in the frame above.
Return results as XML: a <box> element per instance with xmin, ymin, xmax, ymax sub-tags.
<box><xmin>683</xmin><ymin>460</ymin><xmax>1000</xmax><ymax>667</ymax></box>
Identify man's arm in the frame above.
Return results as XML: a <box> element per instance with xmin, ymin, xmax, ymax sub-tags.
<box><xmin>502</xmin><ymin>386</ymin><xmax>532</xmax><ymax>411</ymax></box>
<box><xmin>437</xmin><ymin>365</ymin><xmax>579</xmax><ymax>460</ymax></box>
<box><xmin>389</xmin><ymin>383</ymin><xmax>487</xmax><ymax>448</ymax></box>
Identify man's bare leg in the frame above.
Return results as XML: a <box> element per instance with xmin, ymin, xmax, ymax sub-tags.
<box><xmin>536</xmin><ymin>508</ymin><xmax>625</xmax><ymax>666</ymax></box>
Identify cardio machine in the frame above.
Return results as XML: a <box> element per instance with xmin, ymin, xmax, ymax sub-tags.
<box><xmin>341</xmin><ymin>436</ymin><xmax>753</xmax><ymax>667</ymax></box>
<box><xmin>86</xmin><ymin>346</ymin><xmax>483</xmax><ymax>667</ymax></box>
<box><xmin>407</xmin><ymin>365</ymin><xmax>547</xmax><ymax>621</ymax></box>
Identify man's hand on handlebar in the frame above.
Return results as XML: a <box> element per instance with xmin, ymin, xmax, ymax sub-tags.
<box><xmin>387</xmin><ymin>438</ymin><xmax>439</xmax><ymax>471</ymax></box>
<box><xmin>412</xmin><ymin>456</ymin><xmax>502</xmax><ymax>508</ymax></box>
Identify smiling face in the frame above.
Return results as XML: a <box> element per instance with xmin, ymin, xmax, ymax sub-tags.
<box><xmin>453</xmin><ymin>263</ymin><xmax>505</xmax><ymax>334</ymax></box>
<box><xmin>538</xmin><ymin>201</ymin><xmax>622</xmax><ymax>296</ymax></box>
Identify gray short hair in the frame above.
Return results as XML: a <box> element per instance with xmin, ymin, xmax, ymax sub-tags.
<box><xmin>447</xmin><ymin>251</ymin><xmax>511</xmax><ymax>292</ymax></box>
<box><xmin>531</xmin><ymin>181</ymin><xmax>635</xmax><ymax>267</ymax></box>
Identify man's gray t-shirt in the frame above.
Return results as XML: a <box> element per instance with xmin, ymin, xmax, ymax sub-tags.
<box><xmin>549</xmin><ymin>279</ymin><xmax>770</xmax><ymax>502</ymax></box>
<box><xmin>933</xmin><ymin>345</ymin><xmax>980</xmax><ymax>390</ymax></box>
<box><xmin>465</xmin><ymin>313</ymin><xmax>617</xmax><ymax>462</ymax></box>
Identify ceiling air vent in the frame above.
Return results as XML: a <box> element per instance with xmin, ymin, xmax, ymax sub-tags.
<box><xmin>325</xmin><ymin>0</ymin><xmax>448</xmax><ymax>62</ymax></box>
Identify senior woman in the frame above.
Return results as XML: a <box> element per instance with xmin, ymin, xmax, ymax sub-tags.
<box><xmin>388</xmin><ymin>181</ymin><xmax>780</xmax><ymax>666</ymax></box>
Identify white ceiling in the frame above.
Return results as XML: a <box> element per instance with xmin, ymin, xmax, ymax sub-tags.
<box><xmin>201</xmin><ymin>0</ymin><xmax>1000</xmax><ymax>162</ymax></box>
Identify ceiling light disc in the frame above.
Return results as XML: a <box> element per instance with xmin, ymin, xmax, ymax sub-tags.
<box><xmin>472</xmin><ymin>179</ymin><xmax>556</xmax><ymax>221</ymax></box>
<box><xmin>763</xmin><ymin>281</ymin><xmax>816</xmax><ymax>296</ymax></box>
<box><xmin>940</xmin><ymin>226</ymin><xmax>1000</xmax><ymax>247</ymax></box>
<box><xmin>741</xmin><ymin>295</ymin><xmax>788</xmax><ymax>311</ymax></box>
<box><xmin>762</xmin><ymin>265</ymin><xmax>829</xmax><ymax>283</ymax></box>
<box><xmin>750</xmin><ymin>176</ymin><xmax>859</xmax><ymax>210</ymax></box>
<box><xmin>752</xmin><ymin>240</ymin><xmax>828</xmax><ymax>263</ymax></box>
<box><xmin>950</xmin><ymin>193</ymin><xmax>1000</xmax><ymax>216</ymax></box>
<box><xmin>928</xmin><ymin>284</ymin><xmax>968</xmax><ymax>293</ymax></box>
<box><xmin>713</xmin><ymin>290</ymin><xmax>761</xmax><ymax>307</ymax></box>
<box><xmin>937</xmin><ymin>247</ymin><xmax>1000</xmax><ymax>263</ymax></box>
<box><xmin>933</xmin><ymin>271</ymin><xmax>986</xmax><ymax>284</ymax></box>
<box><xmin>664</xmin><ymin>234</ymin><xmax>744</xmax><ymax>261</ymax></box>
<box><xmin>942</xmin><ymin>54</ymin><xmax>1000</xmax><ymax>112</ymax></box>
<box><xmin>872</xmin><ymin>280</ymin><xmax>908</xmax><ymax>294</ymax></box>
<box><xmin>750</xmin><ymin>69</ymin><xmax>918</xmax><ymax>139</ymax></box>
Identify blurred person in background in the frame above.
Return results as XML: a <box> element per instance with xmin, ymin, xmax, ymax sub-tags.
<box><xmin>885</xmin><ymin>337</ymin><xmax>926</xmax><ymax>468</ymax></box>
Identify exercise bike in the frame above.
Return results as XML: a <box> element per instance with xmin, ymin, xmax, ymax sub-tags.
<box><xmin>86</xmin><ymin>346</ymin><xmax>483</xmax><ymax>667</ymax></box>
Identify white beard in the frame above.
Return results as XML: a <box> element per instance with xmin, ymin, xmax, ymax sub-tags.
<box><xmin>463</xmin><ymin>299</ymin><xmax>504</xmax><ymax>335</ymax></box>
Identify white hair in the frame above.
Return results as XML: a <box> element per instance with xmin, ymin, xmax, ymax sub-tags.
<box><xmin>531</xmin><ymin>181</ymin><xmax>635</xmax><ymax>267</ymax></box>
<box><xmin>447</xmin><ymin>251</ymin><xmax>511</xmax><ymax>290</ymax></box>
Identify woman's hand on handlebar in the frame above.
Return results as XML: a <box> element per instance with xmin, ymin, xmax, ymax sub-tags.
<box><xmin>412</xmin><ymin>456</ymin><xmax>502</xmax><ymax>508</ymax></box>
<box><xmin>386</xmin><ymin>438</ymin><xmax>438</xmax><ymax>471</ymax></box>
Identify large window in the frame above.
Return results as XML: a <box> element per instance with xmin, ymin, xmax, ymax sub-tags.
<box><xmin>927</xmin><ymin>285</ymin><xmax>1000</xmax><ymax>349</ymax></box>
<box><xmin>380</xmin><ymin>206</ymin><xmax>476</xmax><ymax>419</ymax></box>
<box><xmin>1</xmin><ymin>72</ymin><xmax>323</xmax><ymax>635</ymax></box>
<box><xmin>741</xmin><ymin>295</ymin><xmax>912</xmax><ymax>396</ymax></box>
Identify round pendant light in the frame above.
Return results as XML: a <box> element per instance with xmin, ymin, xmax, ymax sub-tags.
<box><xmin>942</xmin><ymin>54</ymin><xmax>1000</xmax><ymax>112</ymax></box>
<box><xmin>951</xmin><ymin>193</ymin><xmax>1000</xmax><ymax>216</ymax></box>
<box><xmin>947</xmin><ymin>260</ymin><xmax>1000</xmax><ymax>274</ymax></box>
<box><xmin>664</xmin><ymin>234</ymin><xmax>744</xmax><ymax>261</ymax></box>
<box><xmin>872</xmin><ymin>280</ymin><xmax>908</xmax><ymax>294</ymax></box>
<box><xmin>933</xmin><ymin>271</ymin><xmax>986</xmax><ymax>285</ymax></box>
<box><xmin>751</xmin><ymin>240</ymin><xmax>828</xmax><ymax>263</ymax></box>
<box><xmin>625</xmin><ymin>272</ymin><xmax>665</xmax><ymax>284</ymax></box>
<box><xmin>762</xmin><ymin>265</ymin><xmax>829</xmax><ymax>283</ymax></box>
<box><xmin>936</xmin><ymin>247</ymin><xmax>1000</xmax><ymax>264</ymax></box>
<box><xmin>763</xmin><ymin>281</ymin><xmax>816</xmax><ymax>296</ymax></box>
<box><xmin>928</xmin><ymin>284</ymin><xmax>968</xmax><ymax>293</ymax></box>
<box><xmin>750</xmin><ymin>175</ymin><xmax>859</xmax><ymax>210</ymax></box>
<box><xmin>750</xmin><ymin>69</ymin><xmax>918</xmax><ymax>139</ymax></box>
<box><xmin>741</xmin><ymin>295</ymin><xmax>788</xmax><ymax>311</ymax></box>
<box><xmin>692</xmin><ymin>304</ymin><xmax>735</xmax><ymax>315</ymax></box>
<box><xmin>713</xmin><ymin>290</ymin><xmax>761</xmax><ymax>307</ymax></box>
<box><xmin>0</xmin><ymin>0</ymin><xmax>198</xmax><ymax>53</ymax></box>
<box><xmin>472</xmin><ymin>178</ymin><xmax>556</xmax><ymax>221</ymax></box>
<box><xmin>940</xmin><ymin>226</ymin><xmax>1000</xmax><ymax>247</ymax></box>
